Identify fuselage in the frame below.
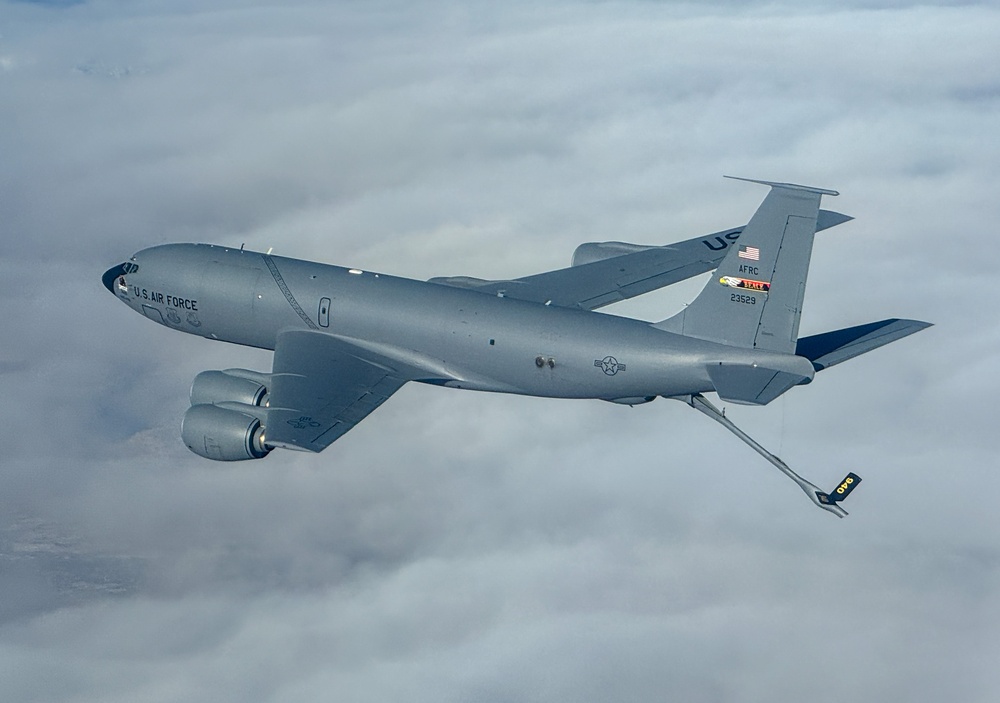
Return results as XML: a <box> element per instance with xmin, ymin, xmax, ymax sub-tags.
<box><xmin>104</xmin><ymin>243</ymin><xmax>805</xmax><ymax>402</ymax></box>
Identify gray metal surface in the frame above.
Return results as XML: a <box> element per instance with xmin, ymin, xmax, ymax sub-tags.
<box><xmin>655</xmin><ymin>182</ymin><xmax>828</xmax><ymax>352</ymax></box>
<box><xmin>264</xmin><ymin>330</ymin><xmax>409</xmax><ymax>453</ymax></box>
<box><xmin>431</xmin><ymin>208</ymin><xmax>852</xmax><ymax>310</ymax></box>
<box><xmin>102</xmin><ymin>180</ymin><xmax>931</xmax><ymax>516</ymax></box>
<box><xmin>796</xmin><ymin>319</ymin><xmax>934</xmax><ymax>372</ymax></box>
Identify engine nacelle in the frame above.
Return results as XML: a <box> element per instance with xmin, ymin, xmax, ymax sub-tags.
<box><xmin>572</xmin><ymin>241</ymin><xmax>654</xmax><ymax>267</ymax></box>
<box><xmin>190</xmin><ymin>369</ymin><xmax>269</xmax><ymax>407</ymax></box>
<box><xmin>181</xmin><ymin>403</ymin><xmax>270</xmax><ymax>461</ymax></box>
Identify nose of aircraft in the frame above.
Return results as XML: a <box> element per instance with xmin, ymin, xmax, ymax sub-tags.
<box><xmin>102</xmin><ymin>263</ymin><xmax>128</xmax><ymax>294</ymax></box>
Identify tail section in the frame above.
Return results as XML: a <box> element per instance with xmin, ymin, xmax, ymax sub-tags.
<box><xmin>656</xmin><ymin>177</ymin><xmax>837</xmax><ymax>353</ymax></box>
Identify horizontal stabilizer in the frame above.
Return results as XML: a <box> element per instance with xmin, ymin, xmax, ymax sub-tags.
<box><xmin>707</xmin><ymin>356</ymin><xmax>815</xmax><ymax>406</ymax></box>
<box><xmin>723</xmin><ymin>175</ymin><xmax>839</xmax><ymax>196</ymax></box>
<box><xmin>796</xmin><ymin>319</ymin><xmax>932</xmax><ymax>372</ymax></box>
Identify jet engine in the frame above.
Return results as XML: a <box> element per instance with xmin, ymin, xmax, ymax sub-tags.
<box><xmin>190</xmin><ymin>369</ymin><xmax>270</xmax><ymax>407</ymax></box>
<box><xmin>182</xmin><ymin>402</ymin><xmax>270</xmax><ymax>461</ymax></box>
<box><xmin>182</xmin><ymin>368</ymin><xmax>272</xmax><ymax>461</ymax></box>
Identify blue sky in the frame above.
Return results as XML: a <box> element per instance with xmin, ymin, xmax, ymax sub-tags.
<box><xmin>1</xmin><ymin>2</ymin><xmax>998</xmax><ymax>701</ymax></box>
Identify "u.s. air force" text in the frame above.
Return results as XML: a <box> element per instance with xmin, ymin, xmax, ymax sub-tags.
<box><xmin>133</xmin><ymin>287</ymin><xmax>198</xmax><ymax>310</ymax></box>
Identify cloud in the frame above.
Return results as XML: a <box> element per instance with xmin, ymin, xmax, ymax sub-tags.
<box><xmin>2</xmin><ymin>1</ymin><xmax>999</xmax><ymax>701</ymax></box>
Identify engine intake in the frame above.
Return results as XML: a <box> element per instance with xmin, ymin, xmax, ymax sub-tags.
<box><xmin>182</xmin><ymin>403</ymin><xmax>270</xmax><ymax>461</ymax></box>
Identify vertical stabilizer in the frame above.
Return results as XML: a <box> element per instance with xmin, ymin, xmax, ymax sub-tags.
<box><xmin>655</xmin><ymin>178</ymin><xmax>836</xmax><ymax>353</ymax></box>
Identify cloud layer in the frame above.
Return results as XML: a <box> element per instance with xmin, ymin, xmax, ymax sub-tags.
<box><xmin>2</xmin><ymin>1</ymin><xmax>999</xmax><ymax>701</ymax></box>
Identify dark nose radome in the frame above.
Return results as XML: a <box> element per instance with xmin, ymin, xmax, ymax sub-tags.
<box><xmin>102</xmin><ymin>263</ymin><xmax>127</xmax><ymax>294</ymax></box>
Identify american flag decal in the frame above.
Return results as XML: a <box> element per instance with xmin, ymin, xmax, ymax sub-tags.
<box><xmin>738</xmin><ymin>245</ymin><xmax>760</xmax><ymax>261</ymax></box>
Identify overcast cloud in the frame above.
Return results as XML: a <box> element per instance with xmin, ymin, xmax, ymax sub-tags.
<box><xmin>1</xmin><ymin>1</ymin><xmax>998</xmax><ymax>701</ymax></box>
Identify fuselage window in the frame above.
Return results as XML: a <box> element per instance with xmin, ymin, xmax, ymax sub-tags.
<box><xmin>318</xmin><ymin>297</ymin><xmax>331</xmax><ymax>328</ymax></box>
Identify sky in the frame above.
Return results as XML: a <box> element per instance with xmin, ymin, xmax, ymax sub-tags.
<box><xmin>1</xmin><ymin>0</ymin><xmax>999</xmax><ymax>701</ymax></box>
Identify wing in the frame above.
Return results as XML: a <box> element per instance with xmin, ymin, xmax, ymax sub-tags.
<box><xmin>263</xmin><ymin>330</ymin><xmax>409</xmax><ymax>453</ymax></box>
<box><xmin>429</xmin><ymin>210</ymin><xmax>852</xmax><ymax>310</ymax></box>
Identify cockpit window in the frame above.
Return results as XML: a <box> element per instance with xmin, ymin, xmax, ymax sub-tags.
<box><xmin>115</xmin><ymin>263</ymin><xmax>137</xmax><ymax>294</ymax></box>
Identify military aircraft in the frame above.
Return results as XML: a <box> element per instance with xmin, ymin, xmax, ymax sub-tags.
<box><xmin>102</xmin><ymin>177</ymin><xmax>930</xmax><ymax>517</ymax></box>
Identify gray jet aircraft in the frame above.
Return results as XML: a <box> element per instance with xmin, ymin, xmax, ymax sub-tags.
<box><xmin>102</xmin><ymin>178</ymin><xmax>930</xmax><ymax>517</ymax></box>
